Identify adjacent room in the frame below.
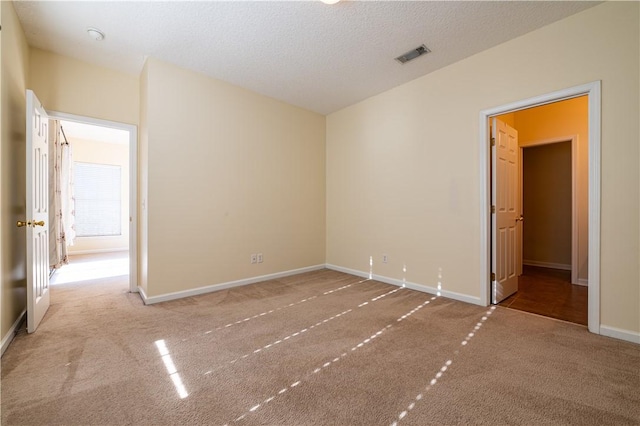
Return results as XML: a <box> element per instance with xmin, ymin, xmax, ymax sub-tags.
<box><xmin>1</xmin><ymin>1</ymin><xmax>638</xmax><ymax>425</ymax></box>
<box><xmin>49</xmin><ymin>120</ymin><xmax>131</xmax><ymax>286</ymax></box>
<box><xmin>494</xmin><ymin>96</ymin><xmax>589</xmax><ymax>326</ymax></box>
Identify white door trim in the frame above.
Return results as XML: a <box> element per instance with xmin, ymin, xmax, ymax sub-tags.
<box><xmin>479</xmin><ymin>81</ymin><xmax>601</xmax><ymax>335</ymax></box>
<box><xmin>47</xmin><ymin>111</ymin><xmax>138</xmax><ymax>293</ymax></box>
<box><xmin>519</xmin><ymin>135</ymin><xmax>580</xmax><ymax>285</ymax></box>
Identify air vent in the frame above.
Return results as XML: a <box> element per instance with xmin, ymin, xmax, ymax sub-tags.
<box><xmin>395</xmin><ymin>44</ymin><xmax>431</xmax><ymax>64</ymax></box>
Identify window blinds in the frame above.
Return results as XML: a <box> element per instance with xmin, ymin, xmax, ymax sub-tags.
<box><xmin>74</xmin><ymin>162</ymin><xmax>122</xmax><ymax>237</ymax></box>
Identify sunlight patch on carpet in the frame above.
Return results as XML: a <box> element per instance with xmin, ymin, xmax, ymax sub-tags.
<box><xmin>224</xmin><ymin>294</ymin><xmax>439</xmax><ymax>424</ymax></box>
<box><xmin>155</xmin><ymin>339</ymin><xmax>189</xmax><ymax>399</ymax></box>
<box><xmin>199</xmin><ymin>277</ymin><xmax>367</xmax><ymax>338</ymax></box>
<box><xmin>389</xmin><ymin>306</ymin><xmax>497</xmax><ymax>426</ymax></box>
<box><xmin>205</xmin><ymin>287</ymin><xmax>403</xmax><ymax>373</ymax></box>
<box><xmin>51</xmin><ymin>257</ymin><xmax>128</xmax><ymax>285</ymax></box>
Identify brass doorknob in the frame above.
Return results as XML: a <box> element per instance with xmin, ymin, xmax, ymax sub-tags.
<box><xmin>515</xmin><ymin>215</ymin><xmax>524</xmax><ymax>222</ymax></box>
<box><xmin>16</xmin><ymin>220</ymin><xmax>44</xmax><ymax>227</ymax></box>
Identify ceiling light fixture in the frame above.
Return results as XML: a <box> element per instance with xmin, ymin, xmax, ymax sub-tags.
<box><xmin>395</xmin><ymin>44</ymin><xmax>431</xmax><ymax>64</ymax></box>
<box><xmin>87</xmin><ymin>27</ymin><xmax>105</xmax><ymax>41</ymax></box>
<box><xmin>321</xmin><ymin>0</ymin><xmax>341</xmax><ymax>4</ymax></box>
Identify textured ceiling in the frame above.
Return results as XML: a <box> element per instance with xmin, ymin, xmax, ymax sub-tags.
<box><xmin>14</xmin><ymin>1</ymin><xmax>599</xmax><ymax>115</ymax></box>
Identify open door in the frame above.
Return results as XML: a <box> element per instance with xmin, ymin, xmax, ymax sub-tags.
<box><xmin>22</xmin><ymin>90</ymin><xmax>51</xmax><ymax>333</ymax></box>
<box><xmin>491</xmin><ymin>117</ymin><xmax>520</xmax><ymax>304</ymax></box>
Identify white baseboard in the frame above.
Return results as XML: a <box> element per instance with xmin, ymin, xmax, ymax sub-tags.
<box><xmin>523</xmin><ymin>260</ymin><xmax>571</xmax><ymax>271</ymax></box>
<box><xmin>69</xmin><ymin>248</ymin><xmax>129</xmax><ymax>255</ymax></box>
<box><xmin>599</xmin><ymin>325</ymin><xmax>640</xmax><ymax>344</ymax></box>
<box><xmin>576</xmin><ymin>278</ymin><xmax>588</xmax><ymax>287</ymax></box>
<box><xmin>324</xmin><ymin>264</ymin><xmax>369</xmax><ymax>280</ymax></box>
<box><xmin>325</xmin><ymin>264</ymin><xmax>483</xmax><ymax>306</ymax></box>
<box><xmin>138</xmin><ymin>285</ymin><xmax>149</xmax><ymax>302</ymax></box>
<box><xmin>137</xmin><ymin>264</ymin><xmax>326</xmax><ymax>305</ymax></box>
<box><xmin>1</xmin><ymin>310</ymin><xmax>26</xmax><ymax>357</ymax></box>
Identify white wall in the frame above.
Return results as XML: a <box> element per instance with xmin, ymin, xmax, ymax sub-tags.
<box><xmin>326</xmin><ymin>2</ymin><xmax>639</xmax><ymax>336</ymax></box>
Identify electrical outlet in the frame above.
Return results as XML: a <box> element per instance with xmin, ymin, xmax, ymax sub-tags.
<box><xmin>250</xmin><ymin>254</ymin><xmax>257</xmax><ymax>264</ymax></box>
<box><xmin>257</xmin><ymin>253</ymin><xmax>263</xmax><ymax>263</ymax></box>
<box><xmin>382</xmin><ymin>254</ymin><xmax>388</xmax><ymax>263</ymax></box>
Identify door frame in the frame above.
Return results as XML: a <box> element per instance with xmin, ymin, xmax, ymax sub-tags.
<box><xmin>47</xmin><ymin>111</ymin><xmax>138</xmax><ymax>293</ymax></box>
<box><xmin>519</xmin><ymin>136</ymin><xmax>580</xmax><ymax>286</ymax></box>
<box><xmin>479</xmin><ymin>81</ymin><xmax>600</xmax><ymax>334</ymax></box>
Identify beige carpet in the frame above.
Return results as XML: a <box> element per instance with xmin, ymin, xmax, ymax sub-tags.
<box><xmin>1</xmin><ymin>268</ymin><xmax>639</xmax><ymax>425</ymax></box>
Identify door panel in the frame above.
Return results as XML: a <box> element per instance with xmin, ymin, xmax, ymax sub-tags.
<box><xmin>26</xmin><ymin>90</ymin><xmax>50</xmax><ymax>333</ymax></box>
<box><xmin>492</xmin><ymin>118</ymin><xmax>519</xmax><ymax>304</ymax></box>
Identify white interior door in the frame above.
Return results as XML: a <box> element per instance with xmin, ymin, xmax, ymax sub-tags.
<box><xmin>25</xmin><ymin>90</ymin><xmax>50</xmax><ymax>333</ymax></box>
<box><xmin>491</xmin><ymin>118</ymin><xmax>519</xmax><ymax>304</ymax></box>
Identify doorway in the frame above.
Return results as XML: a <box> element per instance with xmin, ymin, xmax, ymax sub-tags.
<box><xmin>479</xmin><ymin>81</ymin><xmax>601</xmax><ymax>334</ymax></box>
<box><xmin>494</xmin><ymin>100</ymin><xmax>588</xmax><ymax>325</ymax></box>
<box><xmin>504</xmin><ymin>136</ymin><xmax>587</xmax><ymax>324</ymax></box>
<box><xmin>47</xmin><ymin>112</ymin><xmax>138</xmax><ymax>292</ymax></box>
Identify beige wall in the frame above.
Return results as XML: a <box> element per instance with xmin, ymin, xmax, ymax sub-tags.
<box><xmin>4</xmin><ymin>1</ymin><xmax>637</xmax><ymax>340</ymax></box>
<box><xmin>512</xmin><ymin>96</ymin><xmax>589</xmax><ymax>281</ymax></box>
<box><xmin>67</xmin><ymin>137</ymin><xmax>129</xmax><ymax>254</ymax></box>
<box><xmin>326</xmin><ymin>2</ymin><xmax>639</xmax><ymax>334</ymax></box>
<box><xmin>27</xmin><ymin>48</ymin><xmax>141</xmax><ymax>287</ymax></box>
<box><xmin>522</xmin><ymin>141</ymin><xmax>572</xmax><ymax>267</ymax></box>
<box><xmin>141</xmin><ymin>58</ymin><xmax>326</xmax><ymax>297</ymax></box>
<box><xmin>1</xmin><ymin>1</ymin><xmax>29</xmax><ymax>341</ymax></box>
<box><xmin>28</xmin><ymin>48</ymin><xmax>139</xmax><ymax>126</ymax></box>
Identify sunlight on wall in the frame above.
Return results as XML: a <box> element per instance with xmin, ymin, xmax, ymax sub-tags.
<box><xmin>402</xmin><ymin>264</ymin><xmax>407</xmax><ymax>287</ymax></box>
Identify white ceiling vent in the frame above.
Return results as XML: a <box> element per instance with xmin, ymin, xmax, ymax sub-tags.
<box><xmin>395</xmin><ymin>45</ymin><xmax>431</xmax><ymax>64</ymax></box>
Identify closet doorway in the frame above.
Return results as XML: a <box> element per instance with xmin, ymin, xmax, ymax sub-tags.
<box><xmin>499</xmin><ymin>135</ymin><xmax>587</xmax><ymax>325</ymax></box>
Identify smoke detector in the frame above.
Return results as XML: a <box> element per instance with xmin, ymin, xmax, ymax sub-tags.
<box><xmin>87</xmin><ymin>27</ymin><xmax>105</xmax><ymax>41</ymax></box>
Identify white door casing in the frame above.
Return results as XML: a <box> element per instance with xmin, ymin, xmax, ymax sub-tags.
<box><xmin>25</xmin><ymin>90</ymin><xmax>51</xmax><ymax>333</ymax></box>
<box><xmin>491</xmin><ymin>118</ymin><xmax>519</xmax><ymax>304</ymax></box>
<box><xmin>479</xmin><ymin>81</ymin><xmax>601</xmax><ymax>335</ymax></box>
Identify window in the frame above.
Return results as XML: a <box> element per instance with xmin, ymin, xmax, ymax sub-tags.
<box><xmin>74</xmin><ymin>162</ymin><xmax>121</xmax><ymax>237</ymax></box>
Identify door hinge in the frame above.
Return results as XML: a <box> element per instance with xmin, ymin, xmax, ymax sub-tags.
<box><xmin>491</xmin><ymin>205</ymin><xmax>495</xmax><ymax>214</ymax></box>
<box><xmin>491</xmin><ymin>272</ymin><xmax>496</xmax><ymax>282</ymax></box>
<box><xmin>490</xmin><ymin>137</ymin><xmax>495</xmax><ymax>147</ymax></box>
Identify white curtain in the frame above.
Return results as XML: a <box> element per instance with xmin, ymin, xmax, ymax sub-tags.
<box><xmin>61</xmin><ymin>132</ymin><xmax>76</xmax><ymax>244</ymax></box>
<box><xmin>49</xmin><ymin>120</ymin><xmax>76</xmax><ymax>269</ymax></box>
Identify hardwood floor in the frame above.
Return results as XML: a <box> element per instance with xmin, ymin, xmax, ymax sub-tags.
<box><xmin>499</xmin><ymin>265</ymin><xmax>588</xmax><ymax>326</ymax></box>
